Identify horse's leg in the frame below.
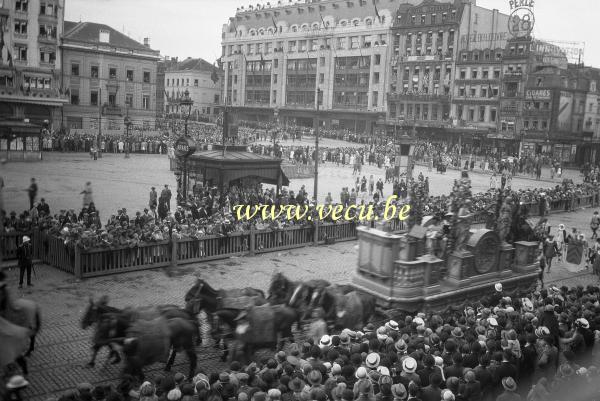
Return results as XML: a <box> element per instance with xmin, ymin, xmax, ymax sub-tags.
<box><xmin>16</xmin><ymin>356</ymin><xmax>28</xmax><ymax>375</ymax></box>
<box><xmin>109</xmin><ymin>343</ymin><xmax>121</xmax><ymax>364</ymax></box>
<box><xmin>186</xmin><ymin>347</ymin><xmax>197</xmax><ymax>379</ymax></box>
<box><xmin>194</xmin><ymin>318</ymin><xmax>202</xmax><ymax>346</ymax></box>
<box><xmin>25</xmin><ymin>334</ymin><xmax>35</xmax><ymax>356</ymax></box>
<box><xmin>87</xmin><ymin>344</ymin><xmax>101</xmax><ymax>367</ymax></box>
<box><xmin>221</xmin><ymin>337</ymin><xmax>229</xmax><ymax>362</ymax></box>
<box><xmin>165</xmin><ymin>347</ymin><xmax>176</xmax><ymax>372</ymax></box>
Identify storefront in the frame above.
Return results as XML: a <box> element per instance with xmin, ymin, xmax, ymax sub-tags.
<box><xmin>0</xmin><ymin>119</ymin><xmax>42</xmax><ymax>161</ymax></box>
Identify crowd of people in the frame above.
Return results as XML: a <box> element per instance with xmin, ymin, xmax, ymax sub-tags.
<box><xmin>8</xmin><ymin>281</ymin><xmax>600</xmax><ymax>401</ymax></box>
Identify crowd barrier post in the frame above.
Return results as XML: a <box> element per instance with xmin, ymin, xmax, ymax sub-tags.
<box><xmin>314</xmin><ymin>221</ymin><xmax>319</xmax><ymax>246</ymax></box>
<box><xmin>249</xmin><ymin>228</ymin><xmax>256</xmax><ymax>255</ymax></box>
<box><xmin>74</xmin><ymin>247</ymin><xmax>82</xmax><ymax>279</ymax></box>
<box><xmin>171</xmin><ymin>238</ymin><xmax>178</xmax><ymax>268</ymax></box>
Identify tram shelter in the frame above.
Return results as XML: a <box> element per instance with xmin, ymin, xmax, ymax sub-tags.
<box><xmin>176</xmin><ymin>144</ymin><xmax>289</xmax><ymax>196</ymax></box>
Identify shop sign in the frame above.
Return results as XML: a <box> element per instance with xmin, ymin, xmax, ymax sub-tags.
<box><xmin>525</xmin><ymin>89</ymin><xmax>551</xmax><ymax>100</ymax></box>
<box><xmin>174</xmin><ymin>136</ymin><xmax>196</xmax><ymax>158</ymax></box>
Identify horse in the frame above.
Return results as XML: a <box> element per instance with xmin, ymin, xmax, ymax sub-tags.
<box><xmin>309</xmin><ymin>285</ymin><xmax>377</xmax><ymax>330</ymax></box>
<box><xmin>228</xmin><ymin>304</ymin><xmax>299</xmax><ymax>364</ymax></box>
<box><xmin>122</xmin><ymin>316</ymin><xmax>197</xmax><ymax>381</ymax></box>
<box><xmin>0</xmin><ymin>283</ymin><xmax>41</xmax><ymax>358</ymax></box>
<box><xmin>267</xmin><ymin>272</ymin><xmax>330</xmax><ymax>314</ymax></box>
<box><xmin>0</xmin><ymin>315</ymin><xmax>31</xmax><ymax>375</ymax></box>
<box><xmin>81</xmin><ymin>297</ymin><xmax>200</xmax><ymax>368</ymax></box>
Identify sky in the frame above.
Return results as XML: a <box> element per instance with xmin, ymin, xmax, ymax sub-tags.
<box><xmin>65</xmin><ymin>0</ymin><xmax>598</xmax><ymax>67</ymax></box>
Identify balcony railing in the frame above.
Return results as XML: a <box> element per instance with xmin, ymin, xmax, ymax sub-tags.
<box><xmin>102</xmin><ymin>104</ymin><xmax>123</xmax><ymax>116</ymax></box>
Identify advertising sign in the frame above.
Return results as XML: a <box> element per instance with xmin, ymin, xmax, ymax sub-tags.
<box><xmin>525</xmin><ymin>89</ymin><xmax>551</xmax><ymax>100</ymax></box>
<box><xmin>174</xmin><ymin>136</ymin><xmax>197</xmax><ymax>158</ymax></box>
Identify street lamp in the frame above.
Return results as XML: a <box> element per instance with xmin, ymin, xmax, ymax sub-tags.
<box><xmin>314</xmin><ymin>88</ymin><xmax>322</xmax><ymax>202</ymax></box>
<box><xmin>180</xmin><ymin>89</ymin><xmax>194</xmax><ymax>137</ymax></box>
<box><xmin>178</xmin><ymin>89</ymin><xmax>194</xmax><ymax>205</ymax></box>
<box><xmin>124</xmin><ymin>111</ymin><xmax>132</xmax><ymax>158</ymax></box>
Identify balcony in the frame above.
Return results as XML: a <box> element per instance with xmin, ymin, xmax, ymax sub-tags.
<box><xmin>38</xmin><ymin>34</ymin><xmax>57</xmax><ymax>45</ymax></box>
<box><xmin>387</xmin><ymin>92</ymin><xmax>450</xmax><ymax>102</ymax></box>
<box><xmin>500</xmin><ymin>106</ymin><xmax>520</xmax><ymax>116</ymax></box>
<box><xmin>102</xmin><ymin>104</ymin><xmax>123</xmax><ymax>116</ymax></box>
<box><xmin>106</xmin><ymin>78</ymin><xmax>119</xmax><ymax>92</ymax></box>
<box><xmin>503</xmin><ymin>72</ymin><xmax>523</xmax><ymax>80</ymax></box>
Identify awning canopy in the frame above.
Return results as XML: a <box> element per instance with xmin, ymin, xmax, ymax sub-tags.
<box><xmin>183</xmin><ymin>146</ymin><xmax>289</xmax><ymax>187</ymax></box>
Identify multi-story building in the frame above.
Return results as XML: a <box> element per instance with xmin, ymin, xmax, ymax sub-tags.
<box><xmin>0</xmin><ymin>0</ymin><xmax>67</xmax><ymax>127</ymax></box>
<box><xmin>387</xmin><ymin>0</ymin><xmax>508</xmax><ymax>139</ymax></box>
<box><xmin>165</xmin><ymin>57</ymin><xmax>221</xmax><ymax>120</ymax></box>
<box><xmin>221</xmin><ymin>0</ymin><xmax>404</xmax><ymax>132</ymax></box>
<box><xmin>60</xmin><ymin>22</ymin><xmax>160</xmax><ymax>132</ymax></box>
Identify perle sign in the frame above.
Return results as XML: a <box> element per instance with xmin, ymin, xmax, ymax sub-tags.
<box><xmin>507</xmin><ymin>0</ymin><xmax>535</xmax><ymax>39</ymax></box>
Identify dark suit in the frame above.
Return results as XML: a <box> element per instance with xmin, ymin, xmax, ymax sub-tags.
<box><xmin>420</xmin><ymin>385</ymin><xmax>442</xmax><ymax>401</ymax></box>
<box><xmin>17</xmin><ymin>241</ymin><xmax>33</xmax><ymax>286</ymax></box>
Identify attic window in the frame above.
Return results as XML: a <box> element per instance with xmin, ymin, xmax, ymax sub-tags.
<box><xmin>99</xmin><ymin>29</ymin><xmax>110</xmax><ymax>43</ymax></box>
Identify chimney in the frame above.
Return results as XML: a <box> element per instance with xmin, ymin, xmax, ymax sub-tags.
<box><xmin>143</xmin><ymin>37</ymin><xmax>150</xmax><ymax>47</ymax></box>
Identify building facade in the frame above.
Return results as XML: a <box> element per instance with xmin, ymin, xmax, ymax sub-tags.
<box><xmin>221</xmin><ymin>0</ymin><xmax>412</xmax><ymax>132</ymax></box>
<box><xmin>164</xmin><ymin>57</ymin><xmax>221</xmax><ymax>120</ymax></box>
<box><xmin>0</xmin><ymin>0</ymin><xmax>67</xmax><ymax>129</ymax></box>
<box><xmin>60</xmin><ymin>22</ymin><xmax>160</xmax><ymax>133</ymax></box>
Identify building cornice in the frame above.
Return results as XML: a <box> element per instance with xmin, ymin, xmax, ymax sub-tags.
<box><xmin>60</xmin><ymin>41</ymin><xmax>161</xmax><ymax>61</ymax></box>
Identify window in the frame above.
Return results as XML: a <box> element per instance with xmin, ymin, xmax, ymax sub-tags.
<box><xmin>471</xmin><ymin>70</ymin><xmax>478</xmax><ymax>79</ymax></box>
<box><xmin>108</xmin><ymin>93</ymin><xmax>116</xmax><ymax>106</ymax></box>
<box><xmin>194</xmin><ymin>79</ymin><xmax>199</xmax><ymax>87</ymax></box>
<box><xmin>288</xmin><ymin>41</ymin><xmax>296</xmax><ymax>52</ymax></box>
<box><xmin>532</xmin><ymin>120</ymin><xmax>538</xmax><ymax>129</ymax></box>
<box><xmin>91</xmin><ymin>66</ymin><xmax>99</xmax><ymax>78</ymax></box>
<box><xmin>109</xmin><ymin>68</ymin><xmax>117</xmax><ymax>79</ymax></box>
<box><xmin>482</xmin><ymin>70</ymin><xmax>489</xmax><ymax>79</ymax></box>
<box><xmin>40</xmin><ymin>2</ymin><xmax>56</xmax><ymax>16</ymax></box>
<box><xmin>470</xmin><ymin>88</ymin><xmax>476</xmax><ymax>97</ymax></box>
<box><xmin>350</xmin><ymin>36</ymin><xmax>359</xmax><ymax>49</ymax></box>
<box><xmin>15</xmin><ymin>0</ymin><xmax>28</xmax><ymax>12</ymax></box>
<box><xmin>71</xmin><ymin>63</ymin><xmax>79</xmax><ymax>76</ymax></box>
<box><xmin>70</xmin><ymin>88</ymin><xmax>79</xmax><ymax>105</ymax></box>
<box><xmin>142</xmin><ymin>71</ymin><xmax>150</xmax><ymax>83</ymax></box>
<box><xmin>496</xmin><ymin>52</ymin><xmax>502</xmax><ymax>60</ymax></box>
<box><xmin>299</xmin><ymin>40</ymin><xmax>307</xmax><ymax>51</ymax></box>
<box><xmin>493</xmin><ymin>69</ymin><xmax>500</xmax><ymax>79</ymax></box>
<box><xmin>479</xmin><ymin>106</ymin><xmax>485</xmax><ymax>121</ymax></box>
<box><xmin>39</xmin><ymin>24</ymin><xmax>57</xmax><ymax>38</ymax></box>
<box><xmin>421</xmin><ymin>15</ymin><xmax>426</xmax><ymax>24</ymax></box>
<box><xmin>468</xmin><ymin>108</ymin><xmax>475</xmax><ymax>121</ymax></box>
<box><xmin>273</xmin><ymin>59</ymin><xmax>278</xmax><ymax>69</ymax></box>
<box><xmin>273</xmin><ymin>74</ymin><xmax>277</xmax><ymax>84</ymax></box>
<box><xmin>493</xmin><ymin>87</ymin><xmax>499</xmax><ymax>96</ymax></box>
<box><xmin>320</xmin><ymin>57</ymin><xmax>325</xmax><ymax>67</ymax></box>
<box><xmin>431</xmin><ymin>14</ymin><xmax>436</xmax><ymax>24</ymax></box>
<box><xmin>460</xmin><ymin>69</ymin><xmax>466</xmax><ymax>79</ymax></box>
<box><xmin>90</xmin><ymin>90</ymin><xmax>98</xmax><ymax>106</ymax></box>
<box><xmin>462</xmin><ymin>53</ymin><xmax>467</xmax><ymax>61</ymax></box>
<box><xmin>373</xmin><ymin>72</ymin><xmax>379</xmax><ymax>84</ymax></box>
<box><xmin>125</xmin><ymin>94</ymin><xmax>133</xmax><ymax>107</ymax></box>
<box><xmin>14</xmin><ymin>20</ymin><xmax>27</xmax><ymax>34</ymax></box>
<box><xmin>374</xmin><ymin>54</ymin><xmax>381</xmax><ymax>65</ymax></box>
<box><xmin>459</xmin><ymin>87</ymin><xmax>465</xmax><ymax>97</ymax></box>
<box><xmin>126</xmin><ymin>69</ymin><xmax>134</xmax><ymax>82</ymax></box>
<box><xmin>542</xmin><ymin>120</ymin><xmax>548</xmax><ymax>129</ymax></box>
<box><xmin>524</xmin><ymin>120</ymin><xmax>530</xmax><ymax>129</ymax></box>
<box><xmin>442</xmin><ymin>12</ymin><xmax>447</xmax><ymax>22</ymax></box>
<box><xmin>142</xmin><ymin>95</ymin><xmax>150</xmax><ymax>110</ymax></box>
<box><xmin>39</xmin><ymin>49</ymin><xmax>55</xmax><ymax>64</ymax></box>
<box><xmin>411</xmin><ymin>15</ymin><xmax>416</xmax><ymax>24</ymax></box>
<box><xmin>473</xmin><ymin>52</ymin><xmax>479</xmax><ymax>61</ymax></box>
<box><xmin>319</xmin><ymin>73</ymin><xmax>324</xmax><ymax>84</ymax></box>
<box><xmin>490</xmin><ymin>108</ymin><xmax>497</xmax><ymax>122</ymax></box>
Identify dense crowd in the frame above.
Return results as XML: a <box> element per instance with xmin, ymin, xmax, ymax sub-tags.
<box><xmin>9</xmin><ymin>282</ymin><xmax>600</xmax><ymax>401</ymax></box>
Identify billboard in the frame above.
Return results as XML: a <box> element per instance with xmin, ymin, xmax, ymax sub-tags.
<box><xmin>525</xmin><ymin>89</ymin><xmax>551</xmax><ymax>100</ymax></box>
<box><xmin>531</xmin><ymin>39</ymin><xmax>585</xmax><ymax>64</ymax></box>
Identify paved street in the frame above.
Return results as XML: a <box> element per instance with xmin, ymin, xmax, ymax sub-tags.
<box><xmin>2</xmin><ymin>148</ymin><xmax>583</xmax><ymax>216</ymax></box>
<box><xmin>1</xmin><ymin>204</ymin><xmax>598</xmax><ymax>400</ymax></box>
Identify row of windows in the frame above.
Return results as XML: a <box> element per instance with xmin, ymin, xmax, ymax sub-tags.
<box><xmin>15</xmin><ymin>0</ymin><xmax>58</xmax><ymax>16</ymax></box>
<box><xmin>166</xmin><ymin>78</ymin><xmax>201</xmax><ymax>87</ymax></box>
<box><xmin>392</xmin><ymin>103</ymin><xmax>446</xmax><ymax>121</ymax></box>
<box><xmin>286</xmin><ymin>90</ymin><xmax>315</xmax><ymax>106</ymax></box>
<box><xmin>245</xmin><ymin>90</ymin><xmax>270</xmax><ymax>104</ymax></box>
<box><xmin>333</xmin><ymin>91</ymin><xmax>368</xmax><ymax>108</ymax></box>
<box><xmin>458</xmin><ymin>68</ymin><xmax>502</xmax><ymax>80</ymax></box>
<box><xmin>71</xmin><ymin>63</ymin><xmax>152</xmax><ymax>83</ymax></box>
<box><xmin>400</xmin><ymin>9</ymin><xmax>457</xmax><ymax>26</ymax></box>
<box><xmin>459</xmin><ymin>50</ymin><xmax>504</xmax><ymax>62</ymax></box>
<box><xmin>456</xmin><ymin>105</ymin><xmax>498</xmax><ymax>123</ymax></box>
<box><xmin>70</xmin><ymin>89</ymin><xmax>151</xmax><ymax>109</ymax></box>
<box><xmin>227</xmin><ymin>34</ymin><xmax>386</xmax><ymax>56</ymax></box>
<box><xmin>523</xmin><ymin>120</ymin><xmax>550</xmax><ymax>130</ymax></box>
<box><xmin>457</xmin><ymin>85</ymin><xmax>500</xmax><ymax>98</ymax></box>
<box><xmin>239</xmin><ymin>17</ymin><xmax>388</xmax><ymax>38</ymax></box>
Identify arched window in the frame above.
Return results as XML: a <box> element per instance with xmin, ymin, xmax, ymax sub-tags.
<box><xmin>312</xmin><ymin>23</ymin><xmax>319</xmax><ymax>30</ymax></box>
<box><xmin>352</xmin><ymin>18</ymin><xmax>360</xmax><ymax>26</ymax></box>
<box><xmin>365</xmin><ymin>18</ymin><xmax>373</xmax><ymax>27</ymax></box>
<box><xmin>291</xmin><ymin>25</ymin><xmax>298</xmax><ymax>32</ymax></box>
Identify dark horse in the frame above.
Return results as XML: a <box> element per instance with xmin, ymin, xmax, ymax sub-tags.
<box><xmin>309</xmin><ymin>285</ymin><xmax>377</xmax><ymax>330</ymax></box>
<box><xmin>81</xmin><ymin>297</ymin><xmax>199</xmax><ymax>372</ymax></box>
<box><xmin>229</xmin><ymin>304</ymin><xmax>299</xmax><ymax>364</ymax></box>
<box><xmin>0</xmin><ymin>283</ymin><xmax>41</xmax><ymax>358</ymax></box>
<box><xmin>184</xmin><ymin>278</ymin><xmax>265</xmax><ymax>337</ymax></box>
<box><xmin>267</xmin><ymin>272</ymin><xmax>331</xmax><ymax>318</ymax></box>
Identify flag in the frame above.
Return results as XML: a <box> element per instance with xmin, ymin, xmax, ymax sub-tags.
<box><xmin>260</xmin><ymin>53</ymin><xmax>265</xmax><ymax>71</ymax></box>
<box><xmin>488</xmin><ymin>82</ymin><xmax>494</xmax><ymax>98</ymax></box>
<box><xmin>7</xmin><ymin>49</ymin><xmax>12</xmax><ymax>68</ymax></box>
<box><xmin>272</xmin><ymin>16</ymin><xmax>278</xmax><ymax>33</ymax></box>
<box><xmin>373</xmin><ymin>0</ymin><xmax>382</xmax><ymax>23</ymax></box>
<box><xmin>216</xmin><ymin>57</ymin><xmax>223</xmax><ymax>70</ymax></box>
<box><xmin>211</xmin><ymin>63</ymin><xmax>219</xmax><ymax>84</ymax></box>
<box><xmin>320</xmin><ymin>13</ymin><xmax>327</xmax><ymax>28</ymax></box>
<box><xmin>421</xmin><ymin>72</ymin><xmax>430</xmax><ymax>90</ymax></box>
<box><xmin>164</xmin><ymin>89</ymin><xmax>169</xmax><ymax>101</ymax></box>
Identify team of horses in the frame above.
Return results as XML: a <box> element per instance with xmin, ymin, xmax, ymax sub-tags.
<box><xmin>75</xmin><ymin>273</ymin><xmax>379</xmax><ymax>379</ymax></box>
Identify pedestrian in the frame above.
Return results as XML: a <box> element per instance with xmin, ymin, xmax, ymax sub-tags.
<box><xmin>161</xmin><ymin>184</ymin><xmax>172</xmax><ymax>211</ymax></box>
<box><xmin>17</xmin><ymin>235</ymin><xmax>33</xmax><ymax>288</ymax></box>
<box><xmin>27</xmin><ymin>178</ymin><xmax>38</xmax><ymax>210</ymax></box>
<box><xmin>543</xmin><ymin>235</ymin><xmax>559</xmax><ymax>274</ymax></box>
<box><xmin>590</xmin><ymin>211</ymin><xmax>600</xmax><ymax>239</ymax></box>
<box><xmin>149</xmin><ymin>187</ymin><xmax>158</xmax><ymax>217</ymax></box>
<box><xmin>81</xmin><ymin>182</ymin><xmax>93</xmax><ymax>208</ymax></box>
<box><xmin>538</xmin><ymin>253</ymin><xmax>546</xmax><ymax>288</ymax></box>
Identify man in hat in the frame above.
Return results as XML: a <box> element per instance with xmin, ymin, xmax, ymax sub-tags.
<box><xmin>149</xmin><ymin>187</ymin><xmax>158</xmax><ymax>217</ymax></box>
<box><xmin>161</xmin><ymin>184</ymin><xmax>172</xmax><ymax>211</ymax></box>
<box><xmin>16</xmin><ymin>235</ymin><xmax>33</xmax><ymax>288</ymax></box>
<box><xmin>27</xmin><ymin>178</ymin><xmax>38</xmax><ymax>211</ymax></box>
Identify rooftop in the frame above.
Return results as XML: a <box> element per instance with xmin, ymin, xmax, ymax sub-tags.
<box><xmin>168</xmin><ymin>57</ymin><xmax>215</xmax><ymax>73</ymax></box>
<box><xmin>63</xmin><ymin>21</ymin><xmax>159</xmax><ymax>54</ymax></box>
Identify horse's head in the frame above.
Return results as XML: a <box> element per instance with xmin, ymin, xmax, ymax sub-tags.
<box><xmin>288</xmin><ymin>284</ymin><xmax>308</xmax><ymax>309</ymax></box>
<box><xmin>267</xmin><ymin>272</ymin><xmax>287</xmax><ymax>302</ymax></box>
<box><xmin>81</xmin><ymin>297</ymin><xmax>99</xmax><ymax>330</ymax></box>
<box><xmin>185</xmin><ymin>278</ymin><xmax>205</xmax><ymax>303</ymax></box>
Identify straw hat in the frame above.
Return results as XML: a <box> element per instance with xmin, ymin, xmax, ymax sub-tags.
<box><xmin>365</xmin><ymin>352</ymin><xmax>380</xmax><ymax>369</ymax></box>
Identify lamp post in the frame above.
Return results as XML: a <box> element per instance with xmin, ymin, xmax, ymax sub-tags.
<box><xmin>124</xmin><ymin>110</ymin><xmax>132</xmax><ymax>159</ymax></box>
<box><xmin>314</xmin><ymin>88</ymin><xmax>321</xmax><ymax>201</ymax></box>
<box><xmin>179</xmin><ymin>89</ymin><xmax>194</xmax><ymax>204</ymax></box>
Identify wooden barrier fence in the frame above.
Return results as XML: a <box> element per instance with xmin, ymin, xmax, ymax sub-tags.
<box><xmin>2</xmin><ymin>189</ymin><xmax>600</xmax><ymax>278</ymax></box>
